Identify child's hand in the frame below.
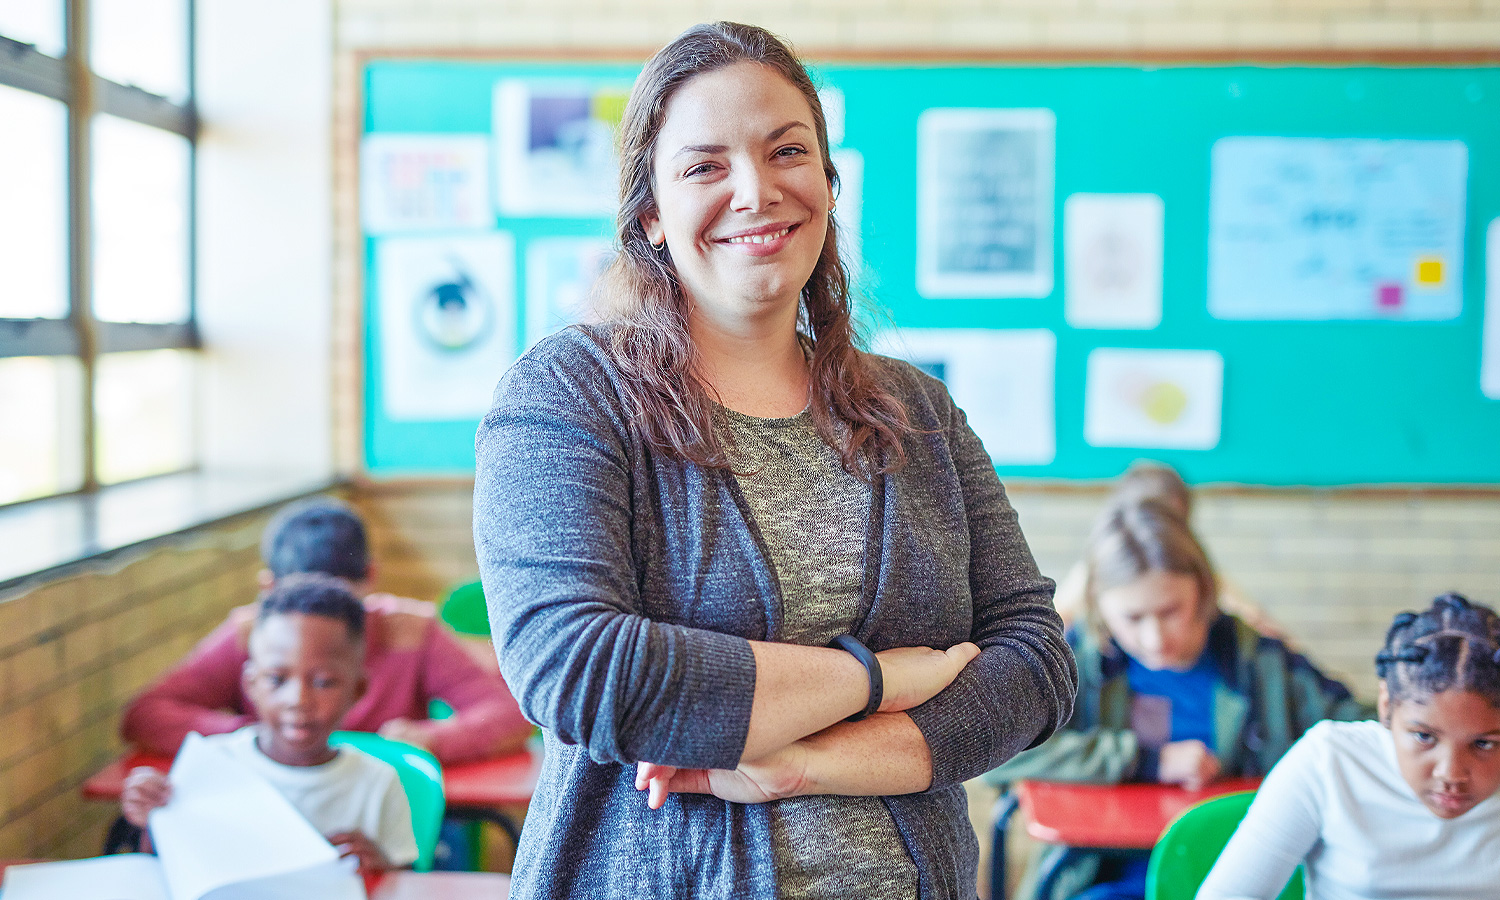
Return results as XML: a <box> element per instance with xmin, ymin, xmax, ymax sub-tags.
<box><xmin>328</xmin><ymin>830</ymin><xmax>395</xmax><ymax>875</ymax></box>
<box><xmin>1158</xmin><ymin>739</ymin><xmax>1221</xmax><ymax>790</ymax></box>
<box><xmin>376</xmin><ymin>718</ymin><xmax>433</xmax><ymax>752</ymax></box>
<box><xmin>122</xmin><ymin>767</ymin><xmax>172</xmax><ymax>828</ymax></box>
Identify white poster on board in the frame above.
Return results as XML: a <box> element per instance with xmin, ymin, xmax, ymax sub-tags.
<box><xmin>1085</xmin><ymin>348</ymin><xmax>1224</xmax><ymax>450</ymax></box>
<box><xmin>1484</xmin><ymin>219</ymin><xmax>1500</xmax><ymax>399</ymax></box>
<box><xmin>870</xmin><ymin>328</ymin><xmax>1056</xmax><ymax>465</ymax></box>
<box><xmin>1208</xmin><ymin>136</ymin><xmax>1468</xmax><ymax>321</ymax></box>
<box><xmin>493</xmin><ymin>80</ymin><xmax>629</xmax><ymax>217</ymax></box>
<box><xmin>1064</xmin><ymin>193</ymin><xmax>1164</xmax><ymax>330</ymax></box>
<box><xmin>524</xmin><ymin>236</ymin><xmax>613</xmax><ymax>349</ymax></box>
<box><xmin>832</xmin><ymin>147</ymin><xmax>863</xmax><ymax>278</ymax></box>
<box><xmin>819</xmin><ymin>87</ymin><xmax>846</xmax><ymax>147</ymax></box>
<box><xmin>376</xmin><ymin>233</ymin><xmax>517</xmax><ymax>421</ymax></box>
<box><xmin>359</xmin><ymin>134</ymin><xmax>492</xmax><ymax>234</ymax></box>
<box><xmin>917</xmin><ymin>108</ymin><xmax>1055</xmax><ymax>299</ymax></box>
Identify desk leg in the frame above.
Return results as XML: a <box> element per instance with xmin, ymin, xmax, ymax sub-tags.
<box><xmin>990</xmin><ymin>793</ymin><xmax>1020</xmax><ymax>900</ymax></box>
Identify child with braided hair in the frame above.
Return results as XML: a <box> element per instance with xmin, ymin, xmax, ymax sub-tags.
<box><xmin>1200</xmin><ymin>592</ymin><xmax>1500</xmax><ymax>899</ymax></box>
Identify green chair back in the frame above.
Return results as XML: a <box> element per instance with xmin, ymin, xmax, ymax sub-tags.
<box><xmin>329</xmin><ymin>731</ymin><xmax>445</xmax><ymax>872</ymax></box>
<box><xmin>1145</xmin><ymin>790</ymin><xmax>1304</xmax><ymax>900</ymax></box>
<box><xmin>440</xmin><ymin>580</ymin><xmax>491</xmax><ymax>637</ymax></box>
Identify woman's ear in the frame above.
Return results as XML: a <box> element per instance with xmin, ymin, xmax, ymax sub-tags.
<box><xmin>1377</xmin><ymin>680</ymin><xmax>1392</xmax><ymax>726</ymax></box>
<box><xmin>640</xmin><ymin>208</ymin><xmax>665</xmax><ymax>247</ymax></box>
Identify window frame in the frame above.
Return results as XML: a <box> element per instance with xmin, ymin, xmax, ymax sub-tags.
<box><xmin>0</xmin><ymin>1</ymin><xmax>200</xmax><ymax>506</ymax></box>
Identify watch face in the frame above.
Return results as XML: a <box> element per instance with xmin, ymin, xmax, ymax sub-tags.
<box><xmin>416</xmin><ymin>262</ymin><xmax>492</xmax><ymax>352</ymax></box>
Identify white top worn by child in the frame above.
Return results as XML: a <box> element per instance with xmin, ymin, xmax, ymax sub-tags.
<box><xmin>123</xmin><ymin>573</ymin><xmax>419</xmax><ymax>873</ymax></box>
<box><xmin>1199</xmin><ymin>593</ymin><xmax>1500</xmax><ymax>900</ymax></box>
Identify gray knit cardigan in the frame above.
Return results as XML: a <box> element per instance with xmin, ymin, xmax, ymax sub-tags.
<box><xmin>474</xmin><ymin>326</ymin><xmax>1077</xmax><ymax>900</ymax></box>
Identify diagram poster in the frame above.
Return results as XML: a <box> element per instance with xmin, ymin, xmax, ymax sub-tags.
<box><xmin>1064</xmin><ymin>193</ymin><xmax>1164</xmax><ymax>330</ymax></box>
<box><xmin>1484</xmin><ymin>218</ymin><xmax>1500</xmax><ymax>400</ymax></box>
<box><xmin>359</xmin><ymin>134</ymin><xmax>493</xmax><ymax>234</ymax></box>
<box><xmin>524</xmin><ymin>236</ymin><xmax>613</xmax><ymax>349</ymax></box>
<box><xmin>1084</xmin><ymin>348</ymin><xmax>1223</xmax><ymax>450</ymax></box>
<box><xmin>1208</xmin><ymin>137</ymin><xmax>1467</xmax><ymax>321</ymax></box>
<box><xmin>494</xmin><ymin>80</ymin><xmax>629</xmax><ymax>217</ymax></box>
<box><xmin>870</xmin><ymin>328</ymin><xmax>1056</xmax><ymax>465</ymax></box>
<box><xmin>916</xmin><ymin>108</ymin><xmax>1055</xmax><ymax>299</ymax></box>
<box><xmin>375</xmin><ymin>233</ymin><xmax>517</xmax><ymax>421</ymax></box>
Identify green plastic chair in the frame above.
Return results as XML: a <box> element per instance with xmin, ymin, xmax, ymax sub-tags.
<box><xmin>440</xmin><ymin>579</ymin><xmax>491</xmax><ymax>638</ymax></box>
<box><xmin>329</xmin><ymin>731</ymin><xmax>445</xmax><ymax>872</ymax></box>
<box><xmin>1145</xmin><ymin>791</ymin><xmax>1304</xmax><ymax>900</ymax></box>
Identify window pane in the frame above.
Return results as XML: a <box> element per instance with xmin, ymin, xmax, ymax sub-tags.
<box><xmin>90</xmin><ymin>0</ymin><xmax>189</xmax><ymax>102</ymax></box>
<box><xmin>0</xmin><ymin>0</ymin><xmax>66</xmax><ymax>58</ymax></box>
<box><xmin>0</xmin><ymin>85</ymin><xmax>69</xmax><ymax>320</ymax></box>
<box><xmin>92</xmin><ymin>115</ymin><xmax>190</xmax><ymax>324</ymax></box>
<box><xmin>96</xmin><ymin>350</ymin><xmax>195</xmax><ymax>484</ymax></box>
<box><xmin>0</xmin><ymin>356</ymin><xmax>83</xmax><ymax>504</ymax></box>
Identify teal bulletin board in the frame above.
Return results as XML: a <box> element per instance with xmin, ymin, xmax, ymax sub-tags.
<box><xmin>360</xmin><ymin>59</ymin><xmax>1500</xmax><ymax>485</ymax></box>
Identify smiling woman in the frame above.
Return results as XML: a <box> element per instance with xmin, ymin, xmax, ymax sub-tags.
<box><xmin>473</xmin><ymin>21</ymin><xmax>1076</xmax><ymax>900</ymax></box>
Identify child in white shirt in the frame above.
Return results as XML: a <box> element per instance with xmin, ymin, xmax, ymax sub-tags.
<box><xmin>122</xmin><ymin>573</ymin><xmax>419</xmax><ymax>874</ymax></box>
<box><xmin>1199</xmin><ymin>592</ymin><xmax>1500</xmax><ymax>899</ymax></box>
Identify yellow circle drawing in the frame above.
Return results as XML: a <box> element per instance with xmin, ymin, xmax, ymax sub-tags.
<box><xmin>1140</xmin><ymin>381</ymin><xmax>1189</xmax><ymax>425</ymax></box>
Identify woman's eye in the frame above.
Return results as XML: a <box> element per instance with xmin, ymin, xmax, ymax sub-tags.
<box><xmin>684</xmin><ymin>162</ymin><xmax>716</xmax><ymax>177</ymax></box>
<box><xmin>775</xmin><ymin>145</ymin><xmax>808</xmax><ymax>159</ymax></box>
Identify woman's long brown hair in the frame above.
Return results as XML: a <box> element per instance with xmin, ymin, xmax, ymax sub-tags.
<box><xmin>593</xmin><ymin>21</ymin><xmax>913</xmax><ymax>478</ymax></box>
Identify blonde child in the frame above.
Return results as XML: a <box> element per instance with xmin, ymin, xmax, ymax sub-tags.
<box><xmin>985</xmin><ymin>501</ymin><xmax>1367</xmax><ymax>900</ymax></box>
<box><xmin>122</xmin><ymin>574</ymin><xmax>419</xmax><ymax>875</ymax></box>
<box><xmin>1200</xmin><ymin>593</ymin><xmax>1500</xmax><ymax>899</ymax></box>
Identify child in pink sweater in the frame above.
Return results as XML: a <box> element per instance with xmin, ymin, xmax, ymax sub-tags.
<box><xmin>122</xmin><ymin>498</ymin><xmax>530</xmax><ymax>764</ymax></box>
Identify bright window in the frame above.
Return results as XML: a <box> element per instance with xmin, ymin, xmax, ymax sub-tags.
<box><xmin>95</xmin><ymin>350</ymin><xmax>195</xmax><ymax>484</ymax></box>
<box><xmin>90</xmin><ymin>0</ymin><xmax>190</xmax><ymax>102</ymax></box>
<box><xmin>0</xmin><ymin>356</ymin><xmax>83</xmax><ymax>504</ymax></box>
<box><xmin>0</xmin><ymin>85</ymin><xmax>69</xmax><ymax>320</ymax></box>
<box><xmin>0</xmin><ymin>0</ymin><xmax>66</xmax><ymax>59</ymax></box>
<box><xmin>93</xmin><ymin>115</ymin><xmax>192</xmax><ymax>324</ymax></box>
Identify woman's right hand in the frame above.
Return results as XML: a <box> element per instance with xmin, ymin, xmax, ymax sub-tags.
<box><xmin>122</xmin><ymin>766</ymin><xmax>172</xmax><ymax>828</ymax></box>
<box><xmin>874</xmin><ymin>642</ymin><xmax>980</xmax><ymax>713</ymax></box>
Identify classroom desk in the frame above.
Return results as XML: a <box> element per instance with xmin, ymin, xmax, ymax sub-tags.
<box><xmin>371</xmin><ymin>870</ymin><xmax>509</xmax><ymax>899</ymax></box>
<box><xmin>82</xmin><ymin>747</ymin><xmax>542</xmax><ymax>851</ymax></box>
<box><xmin>991</xmin><ymin>778</ymin><xmax>1260</xmax><ymax>900</ymax></box>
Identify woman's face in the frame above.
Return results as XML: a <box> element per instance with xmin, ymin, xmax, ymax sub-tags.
<box><xmin>641</xmin><ymin>60</ymin><xmax>834</xmax><ymax>333</ymax></box>
<box><xmin>1380</xmin><ymin>685</ymin><xmax>1500</xmax><ymax>819</ymax></box>
<box><xmin>1095</xmin><ymin>570</ymin><xmax>1209</xmax><ymax>672</ymax></box>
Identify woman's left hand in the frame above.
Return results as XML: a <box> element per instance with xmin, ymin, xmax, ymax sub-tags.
<box><xmin>636</xmin><ymin>743</ymin><xmax>811</xmax><ymax>809</ymax></box>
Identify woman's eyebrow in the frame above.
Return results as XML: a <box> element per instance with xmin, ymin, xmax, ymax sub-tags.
<box><xmin>767</xmin><ymin>121</ymin><xmax>811</xmax><ymax>141</ymax></box>
<box><xmin>668</xmin><ymin>121</ymin><xmax>812</xmax><ymax>161</ymax></box>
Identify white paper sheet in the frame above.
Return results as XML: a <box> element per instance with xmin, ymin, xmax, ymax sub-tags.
<box><xmin>1084</xmin><ymin>348</ymin><xmax>1224</xmax><ymax>450</ymax></box>
<box><xmin>375</xmin><ymin>232</ymin><xmax>518</xmax><ymax>421</ymax></box>
<box><xmin>524</xmin><ymin>236</ymin><xmax>612</xmax><ymax>349</ymax></box>
<box><xmin>359</xmin><ymin>134</ymin><xmax>493</xmax><ymax>234</ymax></box>
<box><xmin>2</xmin><ymin>854</ymin><xmax>170</xmax><ymax>900</ymax></box>
<box><xmin>1483</xmin><ymin>218</ymin><xmax>1500</xmax><ymax>400</ymax></box>
<box><xmin>1064</xmin><ymin>193</ymin><xmax>1163</xmax><ymax>329</ymax></box>
<box><xmin>1</xmin><ymin>735</ymin><xmax>365</xmax><ymax>900</ymax></box>
<box><xmin>916</xmin><ymin>108</ymin><xmax>1055</xmax><ymax>299</ymax></box>
<box><xmin>870</xmin><ymin>328</ymin><xmax>1056</xmax><ymax>465</ymax></box>
<box><xmin>1208</xmin><ymin>136</ymin><xmax>1467</xmax><ymax>321</ymax></box>
<box><xmin>494</xmin><ymin>79</ymin><xmax>627</xmax><ymax>217</ymax></box>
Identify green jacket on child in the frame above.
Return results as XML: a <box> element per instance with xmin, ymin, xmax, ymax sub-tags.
<box><xmin>983</xmin><ymin>613</ymin><xmax>1372</xmax><ymax>900</ymax></box>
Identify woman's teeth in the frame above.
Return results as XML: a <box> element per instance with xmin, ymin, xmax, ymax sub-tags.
<box><xmin>725</xmin><ymin>226</ymin><xmax>791</xmax><ymax>244</ymax></box>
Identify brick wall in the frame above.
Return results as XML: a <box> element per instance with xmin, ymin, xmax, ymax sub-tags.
<box><xmin>0</xmin><ymin>512</ymin><xmax>271</xmax><ymax>860</ymax></box>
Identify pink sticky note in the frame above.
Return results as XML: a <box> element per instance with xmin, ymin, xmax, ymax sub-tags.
<box><xmin>1377</xmin><ymin>282</ymin><xmax>1403</xmax><ymax>309</ymax></box>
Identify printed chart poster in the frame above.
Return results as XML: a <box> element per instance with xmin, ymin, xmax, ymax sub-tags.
<box><xmin>360</xmin><ymin>134</ymin><xmax>493</xmax><ymax>234</ymax></box>
<box><xmin>376</xmin><ymin>233</ymin><xmax>517</xmax><ymax>421</ymax></box>
<box><xmin>1484</xmin><ymin>219</ymin><xmax>1500</xmax><ymax>399</ymax></box>
<box><xmin>870</xmin><ymin>328</ymin><xmax>1056</xmax><ymax>465</ymax></box>
<box><xmin>917</xmin><ymin>108</ymin><xmax>1055</xmax><ymax>299</ymax></box>
<box><xmin>1084</xmin><ymin>348</ymin><xmax>1223</xmax><ymax>450</ymax></box>
<box><xmin>525</xmin><ymin>236</ymin><xmax>613</xmax><ymax>349</ymax></box>
<box><xmin>1064</xmin><ymin>193</ymin><xmax>1164</xmax><ymax>330</ymax></box>
<box><xmin>1208</xmin><ymin>137</ymin><xmax>1468</xmax><ymax>321</ymax></box>
<box><xmin>494</xmin><ymin>80</ymin><xmax>629</xmax><ymax>217</ymax></box>
<box><xmin>832</xmin><ymin>148</ymin><xmax>864</xmax><ymax>278</ymax></box>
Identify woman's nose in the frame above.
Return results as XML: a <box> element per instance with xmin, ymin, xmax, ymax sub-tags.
<box><xmin>730</xmin><ymin>161</ymin><xmax>782</xmax><ymax>212</ymax></box>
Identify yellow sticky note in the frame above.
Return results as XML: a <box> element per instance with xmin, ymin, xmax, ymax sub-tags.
<box><xmin>1415</xmin><ymin>256</ymin><xmax>1445</xmax><ymax>286</ymax></box>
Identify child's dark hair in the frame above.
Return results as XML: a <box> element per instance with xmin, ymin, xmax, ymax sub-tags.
<box><xmin>1376</xmin><ymin>592</ymin><xmax>1500</xmax><ymax>707</ymax></box>
<box><xmin>257</xmin><ymin>572</ymin><xmax>367</xmax><ymax>643</ymax></box>
<box><xmin>260</xmin><ymin>498</ymin><xmax>370</xmax><ymax>581</ymax></box>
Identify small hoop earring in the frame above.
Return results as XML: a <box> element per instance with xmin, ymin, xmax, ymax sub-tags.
<box><xmin>650</xmin><ymin>239</ymin><xmax>665</xmax><ymax>251</ymax></box>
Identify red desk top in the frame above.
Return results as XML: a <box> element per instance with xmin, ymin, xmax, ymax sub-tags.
<box><xmin>83</xmin><ymin>748</ymin><xmax>541</xmax><ymax>808</ymax></box>
<box><xmin>370</xmin><ymin>870</ymin><xmax>509</xmax><ymax>899</ymax></box>
<box><xmin>1017</xmin><ymin>778</ymin><xmax>1261</xmax><ymax>849</ymax></box>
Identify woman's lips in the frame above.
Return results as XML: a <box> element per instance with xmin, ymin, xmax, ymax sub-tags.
<box><xmin>716</xmin><ymin>223</ymin><xmax>798</xmax><ymax>256</ymax></box>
